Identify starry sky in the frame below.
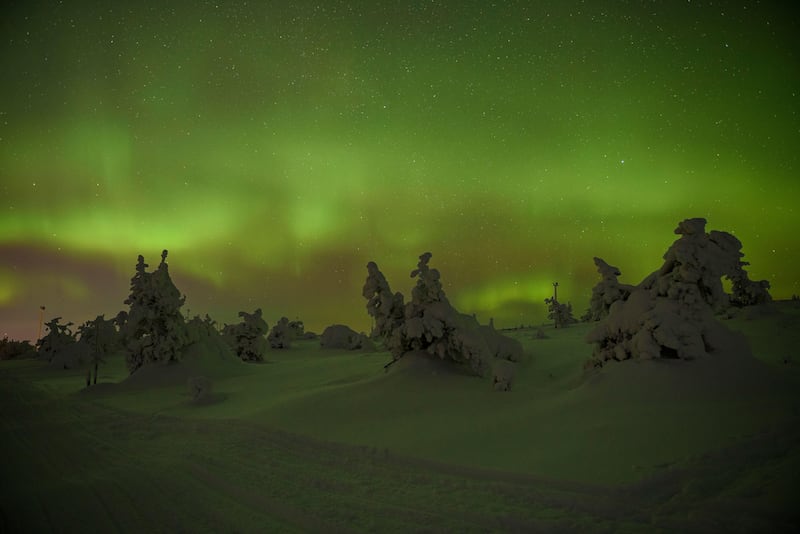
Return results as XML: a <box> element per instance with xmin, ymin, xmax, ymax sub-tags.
<box><xmin>1</xmin><ymin>1</ymin><xmax>798</xmax><ymax>341</ymax></box>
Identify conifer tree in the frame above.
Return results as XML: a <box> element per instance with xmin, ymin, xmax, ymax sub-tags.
<box><xmin>587</xmin><ymin>217</ymin><xmax>774</xmax><ymax>366</ymax></box>
<box><xmin>222</xmin><ymin>308</ymin><xmax>269</xmax><ymax>361</ymax></box>
<box><xmin>76</xmin><ymin>315</ymin><xmax>117</xmax><ymax>385</ymax></box>
<box><xmin>121</xmin><ymin>250</ymin><xmax>189</xmax><ymax>373</ymax></box>
<box><xmin>268</xmin><ymin>316</ymin><xmax>293</xmax><ymax>349</ymax></box>
<box><xmin>364</xmin><ymin>252</ymin><xmax>522</xmax><ymax>377</ymax></box>
<box><xmin>36</xmin><ymin>317</ymin><xmax>76</xmax><ymax>362</ymax></box>
<box><xmin>363</xmin><ymin>261</ymin><xmax>406</xmax><ymax>351</ymax></box>
<box><xmin>544</xmin><ymin>296</ymin><xmax>576</xmax><ymax>329</ymax></box>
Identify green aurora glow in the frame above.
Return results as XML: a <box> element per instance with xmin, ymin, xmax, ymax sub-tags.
<box><xmin>1</xmin><ymin>1</ymin><xmax>798</xmax><ymax>340</ymax></box>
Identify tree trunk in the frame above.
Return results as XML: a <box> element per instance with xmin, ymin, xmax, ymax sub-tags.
<box><xmin>383</xmin><ymin>355</ymin><xmax>403</xmax><ymax>372</ymax></box>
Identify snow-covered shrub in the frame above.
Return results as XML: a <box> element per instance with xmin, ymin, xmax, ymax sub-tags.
<box><xmin>222</xmin><ymin>308</ymin><xmax>269</xmax><ymax>361</ymax></box>
<box><xmin>729</xmin><ymin>277</ymin><xmax>772</xmax><ymax>307</ymax></box>
<box><xmin>492</xmin><ymin>358</ymin><xmax>516</xmax><ymax>391</ymax></box>
<box><xmin>188</xmin><ymin>375</ymin><xmax>213</xmax><ymax>402</ymax></box>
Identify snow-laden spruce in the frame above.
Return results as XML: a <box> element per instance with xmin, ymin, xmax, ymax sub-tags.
<box><xmin>364</xmin><ymin>252</ymin><xmax>522</xmax><ymax>386</ymax></box>
<box><xmin>586</xmin><ymin>218</ymin><xmax>772</xmax><ymax>366</ymax></box>
<box><xmin>121</xmin><ymin>250</ymin><xmax>190</xmax><ymax>373</ymax></box>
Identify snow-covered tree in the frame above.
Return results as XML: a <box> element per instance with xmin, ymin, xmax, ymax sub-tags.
<box><xmin>729</xmin><ymin>277</ymin><xmax>772</xmax><ymax>306</ymax></box>
<box><xmin>582</xmin><ymin>257</ymin><xmax>635</xmax><ymax>322</ymax></box>
<box><xmin>364</xmin><ymin>252</ymin><xmax>522</xmax><ymax>378</ymax></box>
<box><xmin>186</xmin><ymin>314</ymin><xmax>219</xmax><ymax>344</ymax></box>
<box><xmin>121</xmin><ymin>250</ymin><xmax>190</xmax><ymax>373</ymax></box>
<box><xmin>76</xmin><ymin>314</ymin><xmax>118</xmax><ymax>385</ymax></box>
<box><xmin>363</xmin><ymin>260</ymin><xmax>406</xmax><ymax>348</ymax></box>
<box><xmin>268</xmin><ymin>316</ymin><xmax>293</xmax><ymax>349</ymax></box>
<box><xmin>222</xmin><ymin>308</ymin><xmax>269</xmax><ymax>361</ymax></box>
<box><xmin>727</xmin><ymin>256</ymin><xmax>772</xmax><ymax>307</ymax></box>
<box><xmin>288</xmin><ymin>319</ymin><xmax>305</xmax><ymax>339</ymax></box>
<box><xmin>37</xmin><ymin>317</ymin><xmax>76</xmax><ymax>362</ymax></box>
<box><xmin>0</xmin><ymin>338</ymin><xmax>36</xmax><ymax>360</ymax></box>
<box><xmin>544</xmin><ymin>297</ymin><xmax>577</xmax><ymax>328</ymax></box>
<box><xmin>586</xmin><ymin>218</ymin><xmax>771</xmax><ymax>367</ymax></box>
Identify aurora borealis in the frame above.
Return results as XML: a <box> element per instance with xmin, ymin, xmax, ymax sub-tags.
<box><xmin>1</xmin><ymin>1</ymin><xmax>798</xmax><ymax>341</ymax></box>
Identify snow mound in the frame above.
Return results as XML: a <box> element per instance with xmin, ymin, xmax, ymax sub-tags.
<box><xmin>93</xmin><ymin>335</ymin><xmax>244</xmax><ymax>392</ymax></box>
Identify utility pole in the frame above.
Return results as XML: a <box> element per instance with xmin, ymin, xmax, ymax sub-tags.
<box><xmin>552</xmin><ymin>282</ymin><xmax>560</xmax><ymax>329</ymax></box>
<box><xmin>94</xmin><ymin>318</ymin><xmax>100</xmax><ymax>385</ymax></box>
<box><xmin>37</xmin><ymin>305</ymin><xmax>46</xmax><ymax>343</ymax></box>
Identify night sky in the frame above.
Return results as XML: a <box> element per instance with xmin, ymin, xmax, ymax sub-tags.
<box><xmin>1</xmin><ymin>1</ymin><xmax>798</xmax><ymax>341</ymax></box>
